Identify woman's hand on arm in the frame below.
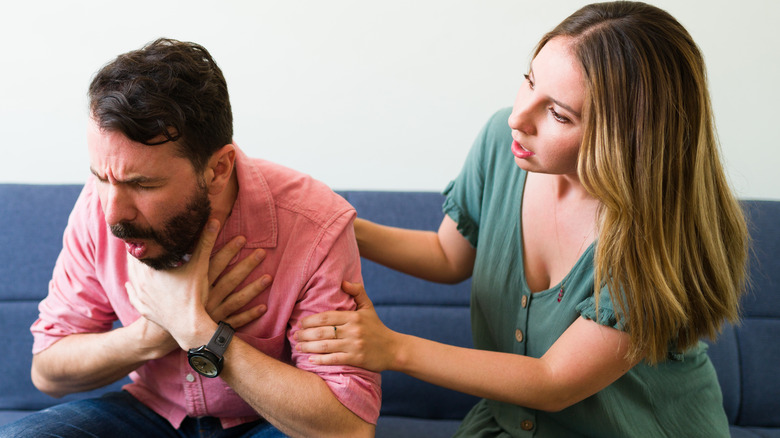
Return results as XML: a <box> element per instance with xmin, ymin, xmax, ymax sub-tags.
<box><xmin>296</xmin><ymin>281</ymin><xmax>402</xmax><ymax>372</ymax></box>
<box><xmin>299</xmin><ymin>302</ymin><xmax>639</xmax><ymax>412</ymax></box>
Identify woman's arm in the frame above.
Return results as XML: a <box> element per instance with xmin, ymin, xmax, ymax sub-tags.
<box><xmin>297</xmin><ymin>283</ymin><xmax>638</xmax><ymax>412</ymax></box>
<box><xmin>355</xmin><ymin>215</ymin><xmax>476</xmax><ymax>284</ymax></box>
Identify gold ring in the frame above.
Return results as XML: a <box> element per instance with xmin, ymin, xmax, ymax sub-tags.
<box><xmin>333</xmin><ymin>326</ymin><xmax>338</xmax><ymax>339</ymax></box>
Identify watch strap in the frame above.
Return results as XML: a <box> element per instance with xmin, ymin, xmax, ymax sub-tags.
<box><xmin>206</xmin><ymin>321</ymin><xmax>235</xmax><ymax>356</ymax></box>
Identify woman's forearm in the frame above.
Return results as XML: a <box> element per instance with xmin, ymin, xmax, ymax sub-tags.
<box><xmin>354</xmin><ymin>216</ymin><xmax>475</xmax><ymax>283</ymax></box>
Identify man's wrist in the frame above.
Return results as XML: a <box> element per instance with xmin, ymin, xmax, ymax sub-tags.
<box><xmin>129</xmin><ymin>318</ymin><xmax>177</xmax><ymax>360</ymax></box>
<box><xmin>178</xmin><ymin>319</ymin><xmax>219</xmax><ymax>351</ymax></box>
<box><xmin>188</xmin><ymin>321</ymin><xmax>235</xmax><ymax>378</ymax></box>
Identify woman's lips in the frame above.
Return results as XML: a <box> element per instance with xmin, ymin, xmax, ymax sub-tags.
<box><xmin>512</xmin><ymin>140</ymin><xmax>535</xmax><ymax>159</ymax></box>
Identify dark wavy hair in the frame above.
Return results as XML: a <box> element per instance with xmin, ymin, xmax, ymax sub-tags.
<box><xmin>88</xmin><ymin>38</ymin><xmax>233</xmax><ymax>171</ymax></box>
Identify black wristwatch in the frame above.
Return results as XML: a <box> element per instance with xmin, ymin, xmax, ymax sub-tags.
<box><xmin>187</xmin><ymin>321</ymin><xmax>235</xmax><ymax>378</ymax></box>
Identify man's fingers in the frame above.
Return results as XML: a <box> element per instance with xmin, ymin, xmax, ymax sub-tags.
<box><xmin>208</xmin><ymin>249</ymin><xmax>267</xmax><ymax>308</ymax></box>
<box><xmin>209</xmin><ymin>274</ymin><xmax>271</xmax><ymax>317</ymax></box>
<box><xmin>192</xmin><ymin>218</ymin><xmax>221</xmax><ymax>266</ymax></box>
<box><xmin>208</xmin><ymin>235</ymin><xmax>247</xmax><ymax>285</ymax></box>
<box><xmin>223</xmin><ymin>304</ymin><xmax>267</xmax><ymax>329</ymax></box>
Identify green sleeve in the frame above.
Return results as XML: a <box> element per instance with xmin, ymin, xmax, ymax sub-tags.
<box><xmin>576</xmin><ymin>286</ymin><xmax>628</xmax><ymax>331</ymax></box>
<box><xmin>442</xmin><ymin>107</ymin><xmax>513</xmax><ymax>248</ymax></box>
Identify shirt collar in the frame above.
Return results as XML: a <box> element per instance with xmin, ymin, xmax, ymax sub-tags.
<box><xmin>214</xmin><ymin>145</ymin><xmax>277</xmax><ymax>252</ymax></box>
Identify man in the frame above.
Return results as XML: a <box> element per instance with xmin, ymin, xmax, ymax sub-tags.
<box><xmin>1</xmin><ymin>38</ymin><xmax>379</xmax><ymax>438</ymax></box>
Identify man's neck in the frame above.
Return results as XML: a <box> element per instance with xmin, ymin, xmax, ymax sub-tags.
<box><xmin>210</xmin><ymin>169</ymin><xmax>239</xmax><ymax>226</ymax></box>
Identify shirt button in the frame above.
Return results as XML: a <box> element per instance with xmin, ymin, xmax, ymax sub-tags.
<box><xmin>186</xmin><ymin>373</ymin><xmax>195</xmax><ymax>382</ymax></box>
<box><xmin>521</xmin><ymin>419</ymin><xmax>534</xmax><ymax>431</ymax></box>
<box><xmin>521</xmin><ymin>295</ymin><xmax>528</xmax><ymax>308</ymax></box>
<box><xmin>515</xmin><ymin>329</ymin><xmax>524</xmax><ymax>342</ymax></box>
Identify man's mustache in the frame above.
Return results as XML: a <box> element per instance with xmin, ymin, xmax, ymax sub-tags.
<box><xmin>110</xmin><ymin>222</ymin><xmax>158</xmax><ymax>241</ymax></box>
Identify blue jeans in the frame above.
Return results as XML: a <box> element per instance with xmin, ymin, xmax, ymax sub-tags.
<box><xmin>0</xmin><ymin>391</ymin><xmax>287</xmax><ymax>438</ymax></box>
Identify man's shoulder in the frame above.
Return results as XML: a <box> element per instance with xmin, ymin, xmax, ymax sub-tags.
<box><xmin>248</xmin><ymin>158</ymin><xmax>354</xmax><ymax>226</ymax></box>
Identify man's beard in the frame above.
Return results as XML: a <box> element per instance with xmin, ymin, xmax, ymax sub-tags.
<box><xmin>110</xmin><ymin>181</ymin><xmax>212</xmax><ymax>270</ymax></box>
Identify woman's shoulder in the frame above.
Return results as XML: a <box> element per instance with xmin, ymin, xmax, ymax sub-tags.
<box><xmin>465</xmin><ymin>107</ymin><xmax>517</xmax><ymax>173</ymax></box>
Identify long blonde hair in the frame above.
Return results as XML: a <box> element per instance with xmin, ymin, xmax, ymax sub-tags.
<box><xmin>537</xmin><ymin>1</ymin><xmax>749</xmax><ymax>363</ymax></box>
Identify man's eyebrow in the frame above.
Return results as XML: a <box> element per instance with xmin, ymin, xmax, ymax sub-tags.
<box><xmin>89</xmin><ymin>167</ymin><xmax>104</xmax><ymax>180</ymax></box>
<box><xmin>89</xmin><ymin>167</ymin><xmax>162</xmax><ymax>184</ymax></box>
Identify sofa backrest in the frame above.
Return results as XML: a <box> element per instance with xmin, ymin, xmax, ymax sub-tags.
<box><xmin>1</xmin><ymin>184</ymin><xmax>778</xmax><ymax>429</ymax></box>
<box><xmin>706</xmin><ymin>200</ymin><xmax>780</xmax><ymax>428</ymax></box>
<box><xmin>0</xmin><ymin>184</ymin><xmax>129</xmax><ymax>415</ymax></box>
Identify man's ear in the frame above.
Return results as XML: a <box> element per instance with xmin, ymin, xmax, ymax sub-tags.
<box><xmin>204</xmin><ymin>143</ymin><xmax>236</xmax><ymax>195</ymax></box>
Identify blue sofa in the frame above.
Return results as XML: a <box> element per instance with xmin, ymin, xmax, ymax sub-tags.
<box><xmin>1</xmin><ymin>184</ymin><xmax>778</xmax><ymax>437</ymax></box>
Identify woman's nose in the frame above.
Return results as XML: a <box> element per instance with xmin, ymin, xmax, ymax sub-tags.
<box><xmin>508</xmin><ymin>95</ymin><xmax>537</xmax><ymax>136</ymax></box>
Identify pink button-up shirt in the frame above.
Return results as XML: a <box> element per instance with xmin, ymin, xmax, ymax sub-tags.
<box><xmin>31</xmin><ymin>147</ymin><xmax>381</xmax><ymax>428</ymax></box>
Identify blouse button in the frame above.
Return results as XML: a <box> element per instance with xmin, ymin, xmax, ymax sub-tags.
<box><xmin>521</xmin><ymin>419</ymin><xmax>534</xmax><ymax>431</ymax></box>
<box><xmin>521</xmin><ymin>295</ymin><xmax>528</xmax><ymax>308</ymax></box>
<box><xmin>515</xmin><ymin>329</ymin><xmax>524</xmax><ymax>343</ymax></box>
<box><xmin>185</xmin><ymin>373</ymin><xmax>195</xmax><ymax>382</ymax></box>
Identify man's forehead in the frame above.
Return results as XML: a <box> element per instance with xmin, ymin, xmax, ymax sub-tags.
<box><xmin>88</xmin><ymin>128</ymin><xmax>192</xmax><ymax>179</ymax></box>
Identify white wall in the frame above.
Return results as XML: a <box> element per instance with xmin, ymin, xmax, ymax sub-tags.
<box><xmin>1</xmin><ymin>0</ymin><xmax>778</xmax><ymax>199</ymax></box>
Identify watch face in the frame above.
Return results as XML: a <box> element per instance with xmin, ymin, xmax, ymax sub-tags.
<box><xmin>189</xmin><ymin>355</ymin><xmax>218</xmax><ymax>377</ymax></box>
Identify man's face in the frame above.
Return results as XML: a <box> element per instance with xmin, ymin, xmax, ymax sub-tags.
<box><xmin>87</xmin><ymin>118</ymin><xmax>212</xmax><ymax>270</ymax></box>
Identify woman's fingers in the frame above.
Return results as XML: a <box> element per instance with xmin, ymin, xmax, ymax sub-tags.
<box><xmin>298</xmin><ymin>310</ymin><xmax>354</xmax><ymax>332</ymax></box>
<box><xmin>297</xmin><ymin>338</ymin><xmax>352</xmax><ymax>354</ymax></box>
<box><xmin>296</xmin><ymin>338</ymin><xmax>364</xmax><ymax>367</ymax></box>
<box><xmin>297</xmin><ymin>282</ymin><xmax>371</xmax><ymax>331</ymax></box>
<box><xmin>342</xmin><ymin>281</ymin><xmax>374</xmax><ymax>310</ymax></box>
<box><xmin>306</xmin><ymin>352</ymin><xmax>355</xmax><ymax>366</ymax></box>
<box><xmin>296</xmin><ymin>322</ymin><xmax>349</xmax><ymax>342</ymax></box>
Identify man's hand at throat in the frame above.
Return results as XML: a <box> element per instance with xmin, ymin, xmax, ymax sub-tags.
<box><xmin>126</xmin><ymin>218</ymin><xmax>273</xmax><ymax>351</ymax></box>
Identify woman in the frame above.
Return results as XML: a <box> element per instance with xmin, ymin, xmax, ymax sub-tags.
<box><xmin>295</xmin><ymin>2</ymin><xmax>748</xmax><ymax>436</ymax></box>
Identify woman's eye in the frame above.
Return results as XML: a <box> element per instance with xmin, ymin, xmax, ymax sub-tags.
<box><xmin>549</xmin><ymin>107</ymin><xmax>570</xmax><ymax>124</ymax></box>
<box><xmin>524</xmin><ymin>74</ymin><xmax>534</xmax><ymax>89</ymax></box>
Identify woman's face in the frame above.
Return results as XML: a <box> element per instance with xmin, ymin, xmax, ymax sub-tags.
<box><xmin>508</xmin><ymin>36</ymin><xmax>585</xmax><ymax>176</ymax></box>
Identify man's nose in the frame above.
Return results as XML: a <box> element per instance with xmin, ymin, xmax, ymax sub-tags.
<box><xmin>103</xmin><ymin>185</ymin><xmax>137</xmax><ymax>226</ymax></box>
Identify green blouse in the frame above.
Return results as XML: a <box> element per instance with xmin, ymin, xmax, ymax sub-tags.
<box><xmin>442</xmin><ymin>108</ymin><xmax>729</xmax><ymax>437</ymax></box>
